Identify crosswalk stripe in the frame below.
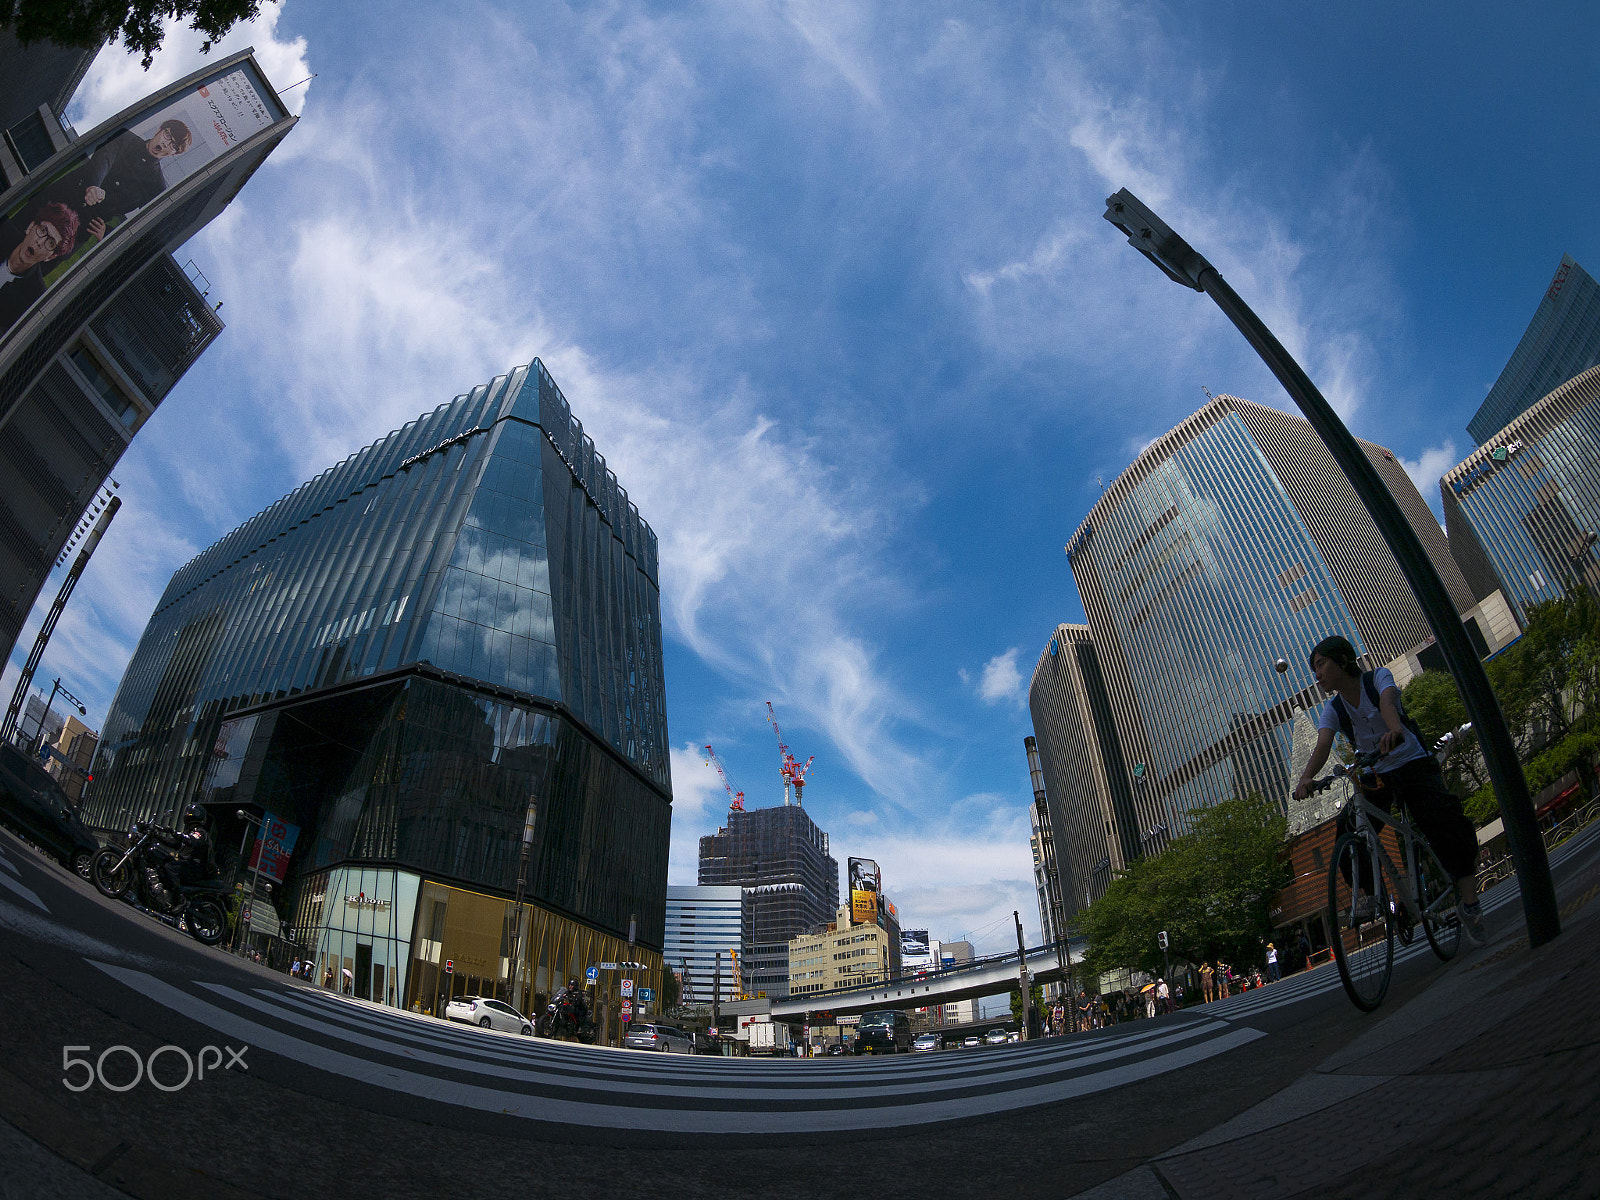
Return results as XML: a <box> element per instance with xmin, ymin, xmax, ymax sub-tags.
<box><xmin>91</xmin><ymin>961</ymin><xmax>1263</xmax><ymax>1132</ymax></box>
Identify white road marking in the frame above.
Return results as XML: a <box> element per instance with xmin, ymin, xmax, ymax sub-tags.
<box><xmin>91</xmin><ymin>961</ymin><xmax>1264</xmax><ymax>1133</ymax></box>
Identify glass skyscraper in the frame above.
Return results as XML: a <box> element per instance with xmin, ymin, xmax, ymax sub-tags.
<box><xmin>85</xmin><ymin>361</ymin><xmax>671</xmax><ymax>1020</ymax></box>
<box><xmin>1468</xmin><ymin>255</ymin><xmax>1600</xmax><ymax>446</ymax></box>
<box><xmin>1444</xmin><ymin>365</ymin><xmax>1600</xmax><ymax>619</ymax></box>
<box><xmin>1028</xmin><ymin>626</ymin><xmax>1139</xmax><ymax>913</ymax></box>
<box><xmin>1065</xmin><ymin>394</ymin><xmax>1478</xmax><ymax>845</ymax></box>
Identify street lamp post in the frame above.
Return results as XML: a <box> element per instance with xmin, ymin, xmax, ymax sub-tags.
<box><xmin>1103</xmin><ymin>188</ymin><xmax>1559</xmax><ymax>948</ymax></box>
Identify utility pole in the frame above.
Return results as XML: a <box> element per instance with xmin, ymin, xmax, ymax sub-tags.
<box><xmin>712</xmin><ymin>950</ymin><xmax>722</xmax><ymax>1035</ymax></box>
<box><xmin>1013</xmin><ymin>910</ymin><xmax>1031</xmax><ymax>1041</ymax></box>
<box><xmin>506</xmin><ymin>794</ymin><xmax>538</xmax><ymax>1013</ymax></box>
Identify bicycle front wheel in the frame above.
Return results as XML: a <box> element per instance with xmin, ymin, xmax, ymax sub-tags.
<box><xmin>1328</xmin><ymin>833</ymin><xmax>1396</xmax><ymax>1012</ymax></box>
<box><xmin>1414</xmin><ymin>840</ymin><xmax>1462</xmax><ymax>962</ymax></box>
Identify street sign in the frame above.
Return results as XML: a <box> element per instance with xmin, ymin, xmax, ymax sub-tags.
<box><xmin>621</xmin><ymin>978</ymin><xmax>634</xmax><ymax>998</ymax></box>
<box><xmin>585</xmin><ymin>966</ymin><xmax>599</xmax><ymax>983</ymax></box>
<box><xmin>638</xmin><ymin>988</ymin><xmax>654</xmax><ymax>1003</ymax></box>
<box><xmin>598</xmin><ymin>962</ymin><xmax>619</xmax><ymax>970</ymax></box>
<box><xmin>444</xmin><ymin>960</ymin><xmax>454</xmax><ymax>974</ymax></box>
<box><xmin>621</xmin><ymin>999</ymin><xmax>632</xmax><ymax>1023</ymax></box>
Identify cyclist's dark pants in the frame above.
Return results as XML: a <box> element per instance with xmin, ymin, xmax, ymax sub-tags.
<box><xmin>1337</xmin><ymin>757</ymin><xmax>1479</xmax><ymax>889</ymax></box>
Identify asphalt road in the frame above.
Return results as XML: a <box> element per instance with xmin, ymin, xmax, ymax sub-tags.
<box><xmin>1</xmin><ymin>819</ymin><xmax>1595</xmax><ymax>1200</ymax></box>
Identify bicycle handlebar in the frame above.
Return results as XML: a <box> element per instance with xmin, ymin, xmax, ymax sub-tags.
<box><xmin>1303</xmin><ymin>749</ymin><xmax>1385</xmax><ymax>795</ymax></box>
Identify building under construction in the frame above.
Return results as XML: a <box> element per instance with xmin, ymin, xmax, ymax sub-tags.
<box><xmin>697</xmin><ymin>805</ymin><xmax>839</xmax><ymax>999</ymax></box>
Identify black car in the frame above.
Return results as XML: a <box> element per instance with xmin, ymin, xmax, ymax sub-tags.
<box><xmin>853</xmin><ymin>1009</ymin><xmax>912</xmax><ymax>1054</ymax></box>
<box><xmin>0</xmin><ymin>741</ymin><xmax>99</xmax><ymax>877</ymax></box>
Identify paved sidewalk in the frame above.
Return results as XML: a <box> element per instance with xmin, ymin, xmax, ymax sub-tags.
<box><xmin>1079</xmin><ymin>867</ymin><xmax>1600</xmax><ymax>1199</ymax></box>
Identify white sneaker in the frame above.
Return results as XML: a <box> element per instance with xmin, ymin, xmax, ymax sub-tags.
<box><xmin>1459</xmin><ymin>902</ymin><xmax>1488</xmax><ymax>947</ymax></box>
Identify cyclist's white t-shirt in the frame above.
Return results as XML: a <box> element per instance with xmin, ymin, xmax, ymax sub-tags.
<box><xmin>1316</xmin><ymin>666</ymin><xmax>1429</xmax><ymax>773</ymax></box>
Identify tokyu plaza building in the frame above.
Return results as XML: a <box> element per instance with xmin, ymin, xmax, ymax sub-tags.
<box><xmin>85</xmin><ymin>362</ymin><xmax>671</xmax><ymax>1018</ymax></box>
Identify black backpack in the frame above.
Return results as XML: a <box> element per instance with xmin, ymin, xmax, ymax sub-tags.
<box><xmin>1330</xmin><ymin>671</ymin><xmax>1426</xmax><ymax>755</ymax></box>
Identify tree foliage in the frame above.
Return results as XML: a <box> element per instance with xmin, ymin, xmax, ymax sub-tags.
<box><xmin>1008</xmin><ymin>983</ymin><xmax>1044</xmax><ymax>1026</ymax></box>
<box><xmin>1402</xmin><ymin>669</ymin><xmax>1485</xmax><ymax>794</ymax></box>
<box><xmin>1</xmin><ymin>0</ymin><xmax>268</xmax><ymax>68</ymax></box>
<box><xmin>1079</xmin><ymin>793</ymin><xmax>1290</xmax><ymax>979</ymax></box>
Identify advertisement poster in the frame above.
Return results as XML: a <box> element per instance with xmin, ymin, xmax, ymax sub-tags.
<box><xmin>249</xmin><ymin>813</ymin><xmax>301</xmax><ymax>884</ymax></box>
<box><xmin>1</xmin><ymin>64</ymin><xmax>280</xmax><ymax>342</ymax></box>
<box><xmin>848</xmin><ymin>856</ymin><xmax>880</xmax><ymax>926</ymax></box>
<box><xmin>901</xmin><ymin>929</ymin><xmax>932</xmax><ymax>972</ymax></box>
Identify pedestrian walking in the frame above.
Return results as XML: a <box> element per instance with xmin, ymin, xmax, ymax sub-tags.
<box><xmin>1266</xmin><ymin>942</ymin><xmax>1281</xmax><ymax>982</ymax></box>
<box><xmin>1217</xmin><ymin>963</ymin><xmax>1231</xmax><ymax>999</ymax></box>
<box><xmin>1156</xmin><ymin>978</ymin><xmax>1170</xmax><ymax>1014</ymax></box>
<box><xmin>1199</xmin><ymin>961</ymin><xmax>1215</xmax><ymax>1003</ymax></box>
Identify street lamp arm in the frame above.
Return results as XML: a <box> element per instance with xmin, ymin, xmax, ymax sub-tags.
<box><xmin>1103</xmin><ymin>187</ymin><xmax>1560</xmax><ymax>950</ymax></box>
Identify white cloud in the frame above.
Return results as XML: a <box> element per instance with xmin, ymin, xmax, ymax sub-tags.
<box><xmin>1401</xmin><ymin>440</ymin><xmax>1460</xmax><ymax>522</ymax></box>
<box><xmin>975</xmin><ymin>648</ymin><xmax>1025</xmax><ymax>707</ymax></box>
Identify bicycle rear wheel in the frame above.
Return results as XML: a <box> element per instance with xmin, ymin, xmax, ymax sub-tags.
<box><xmin>1414</xmin><ymin>840</ymin><xmax>1461</xmax><ymax>962</ymax></box>
<box><xmin>1327</xmin><ymin>833</ymin><xmax>1395</xmax><ymax>1012</ymax></box>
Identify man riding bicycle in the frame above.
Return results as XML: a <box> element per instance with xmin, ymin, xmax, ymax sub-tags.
<box><xmin>1292</xmin><ymin>635</ymin><xmax>1487</xmax><ymax>947</ymax></box>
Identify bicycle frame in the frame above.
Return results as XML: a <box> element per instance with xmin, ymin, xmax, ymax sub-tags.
<box><xmin>1340</xmin><ymin>787</ymin><xmax>1426</xmax><ymax>923</ymax></box>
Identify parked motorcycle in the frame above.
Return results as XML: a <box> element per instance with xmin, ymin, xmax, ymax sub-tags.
<box><xmin>91</xmin><ymin>821</ymin><xmax>231</xmax><ymax>945</ymax></box>
<box><xmin>536</xmin><ymin>987</ymin><xmax>596</xmax><ymax>1043</ymax></box>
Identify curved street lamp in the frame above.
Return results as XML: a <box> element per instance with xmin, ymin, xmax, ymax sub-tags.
<box><xmin>1103</xmin><ymin>188</ymin><xmax>1558</xmax><ymax>947</ymax></box>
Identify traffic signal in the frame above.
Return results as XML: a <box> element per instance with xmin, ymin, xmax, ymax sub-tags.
<box><xmin>1157</xmin><ymin>930</ymin><xmax>1168</xmax><ymax>950</ymax></box>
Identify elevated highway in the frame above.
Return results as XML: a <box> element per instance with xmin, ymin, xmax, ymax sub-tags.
<box><xmin>771</xmin><ymin>939</ymin><xmax>1087</xmax><ymax>1020</ymax></box>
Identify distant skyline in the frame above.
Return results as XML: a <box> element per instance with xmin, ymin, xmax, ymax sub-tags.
<box><xmin>6</xmin><ymin>1</ymin><xmax>1598</xmax><ymax>953</ymax></box>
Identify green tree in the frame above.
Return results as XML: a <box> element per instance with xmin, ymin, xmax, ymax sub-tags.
<box><xmin>1080</xmin><ymin>793</ymin><xmax>1290</xmax><ymax>978</ymax></box>
<box><xmin>659</xmin><ymin>966</ymin><xmax>681</xmax><ymax>1014</ymax></box>
<box><xmin>1402</xmin><ymin>670</ymin><xmax>1485</xmax><ymax>794</ymax></box>
<box><xmin>1</xmin><ymin>0</ymin><xmax>269</xmax><ymax>68</ymax></box>
<box><xmin>1008</xmin><ymin>983</ymin><xmax>1044</xmax><ymax>1026</ymax></box>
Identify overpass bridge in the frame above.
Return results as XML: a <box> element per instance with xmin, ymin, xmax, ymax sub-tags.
<box><xmin>770</xmin><ymin>939</ymin><xmax>1087</xmax><ymax>1021</ymax></box>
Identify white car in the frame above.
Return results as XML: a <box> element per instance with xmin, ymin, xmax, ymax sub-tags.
<box><xmin>623</xmin><ymin>1023</ymin><xmax>695</xmax><ymax>1053</ymax></box>
<box><xmin>961</xmin><ymin>1035</ymin><xmax>982</xmax><ymax>1049</ymax></box>
<box><xmin>445</xmin><ymin>995</ymin><xmax>532</xmax><ymax>1034</ymax></box>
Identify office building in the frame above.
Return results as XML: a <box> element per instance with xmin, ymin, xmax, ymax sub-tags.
<box><xmin>698</xmin><ymin>804</ymin><xmax>839</xmax><ymax>999</ymax></box>
<box><xmin>663</xmin><ymin>884</ymin><xmax>743</xmax><ymax>1006</ymax></box>
<box><xmin>786</xmin><ymin>902</ymin><xmax>898</xmax><ymax>998</ymax></box>
<box><xmin>1028</xmin><ymin>629</ymin><xmax>1141</xmax><ymax>913</ymax></box>
<box><xmin>85</xmin><ymin>361</ymin><xmax>671</xmax><ymax>1015</ymax></box>
<box><xmin>0</xmin><ymin>26</ymin><xmax>98</xmax><ymax>185</ymax></box>
<box><xmin>1468</xmin><ymin>256</ymin><xmax>1600</xmax><ymax>446</ymax></box>
<box><xmin>1065</xmin><ymin>393</ymin><xmax>1505</xmax><ymax>847</ymax></box>
<box><xmin>1027</xmin><ymin>796</ymin><xmax>1062</xmax><ymax>947</ymax></box>
<box><xmin>42</xmin><ymin>711</ymin><xmax>95</xmax><ymax>804</ymax></box>
<box><xmin>1443</xmin><ymin>365</ymin><xmax>1600</xmax><ymax>619</ymax></box>
<box><xmin>937</xmin><ymin>940</ymin><xmax>978</xmax><ymax>1025</ymax></box>
<box><xmin>0</xmin><ymin>51</ymin><xmax>296</xmax><ymax>669</ymax></box>
<box><xmin>20</xmin><ymin>690</ymin><xmax>64</xmax><ymax>746</ymax></box>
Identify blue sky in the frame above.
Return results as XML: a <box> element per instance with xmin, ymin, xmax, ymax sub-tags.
<box><xmin>7</xmin><ymin>1</ymin><xmax>1598</xmax><ymax>953</ymax></box>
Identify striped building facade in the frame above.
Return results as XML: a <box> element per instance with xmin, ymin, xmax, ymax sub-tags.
<box><xmin>1064</xmin><ymin>394</ymin><xmax>1480</xmax><ymax>847</ymax></box>
<box><xmin>1027</xmin><ymin>625</ymin><xmax>1140</xmax><ymax>913</ymax></box>
<box><xmin>1443</xmin><ymin>365</ymin><xmax>1600</xmax><ymax>620</ymax></box>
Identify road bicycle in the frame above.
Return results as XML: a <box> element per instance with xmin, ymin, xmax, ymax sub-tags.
<box><xmin>1305</xmin><ymin>751</ymin><xmax>1462</xmax><ymax>1011</ymax></box>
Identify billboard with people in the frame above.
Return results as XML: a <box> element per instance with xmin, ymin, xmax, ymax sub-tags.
<box><xmin>848</xmin><ymin>856</ymin><xmax>880</xmax><ymax>926</ymax></box>
<box><xmin>0</xmin><ymin>60</ymin><xmax>284</xmax><ymax>343</ymax></box>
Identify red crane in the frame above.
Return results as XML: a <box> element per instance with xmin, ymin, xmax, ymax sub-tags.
<box><xmin>765</xmin><ymin>701</ymin><xmax>815</xmax><ymax>806</ymax></box>
<box><xmin>703</xmin><ymin>745</ymin><xmax>745</xmax><ymax>812</ymax></box>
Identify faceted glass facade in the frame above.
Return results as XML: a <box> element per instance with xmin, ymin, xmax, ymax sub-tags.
<box><xmin>1443</xmin><ymin>365</ymin><xmax>1600</xmax><ymax>619</ymax></box>
<box><xmin>1468</xmin><ymin>256</ymin><xmax>1600</xmax><ymax>446</ymax></box>
<box><xmin>85</xmin><ymin>361</ymin><xmax>671</xmax><ymax>952</ymax></box>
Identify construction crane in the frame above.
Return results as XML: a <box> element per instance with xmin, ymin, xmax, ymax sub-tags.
<box><xmin>765</xmin><ymin>701</ymin><xmax>815</xmax><ymax>806</ymax></box>
<box><xmin>702</xmin><ymin>745</ymin><xmax>745</xmax><ymax>812</ymax></box>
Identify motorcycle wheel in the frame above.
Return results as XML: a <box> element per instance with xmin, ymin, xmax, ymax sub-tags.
<box><xmin>185</xmin><ymin>896</ymin><xmax>228</xmax><ymax>945</ymax></box>
<box><xmin>91</xmin><ymin>848</ymin><xmax>132</xmax><ymax>898</ymax></box>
